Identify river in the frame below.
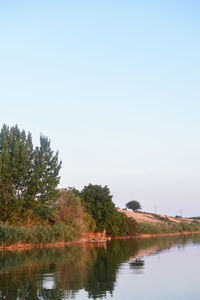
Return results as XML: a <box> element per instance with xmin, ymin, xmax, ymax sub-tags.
<box><xmin>1</xmin><ymin>234</ymin><xmax>200</xmax><ymax>299</ymax></box>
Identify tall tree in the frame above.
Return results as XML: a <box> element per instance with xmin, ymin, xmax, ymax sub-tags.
<box><xmin>24</xmin><ymin>135</ymin><xmax>61</xmax><ymax>224</ymax></box>
<box><xmin>0</xmin><ymin>125</ymin><xmax>62</xmax><ymax>225</ymax></box>
<box><xmin>0</xmin><ymin>125</ymin><xmax>33</xmax><ymax>223</ymax></box>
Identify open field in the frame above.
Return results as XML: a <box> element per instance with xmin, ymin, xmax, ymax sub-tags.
<box><xmin>119</xmin><ymin>210</ymin><xmax>200</xmax><ymax>225</ymax></box>
<box><xmin>119</xmin><ymin>210</ymin><xmax>200</xmax><ymax>234</ymax></box>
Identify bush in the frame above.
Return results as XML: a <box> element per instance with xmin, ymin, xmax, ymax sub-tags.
<box><xmin>105</xmin><ymin>212</ymin><xmax>138</xmax><ymax>236</ymax></box>
<box><xmin>56</xmin><ymin>189</ymin><xmax>89</xmax><ymax>234</ymax></box>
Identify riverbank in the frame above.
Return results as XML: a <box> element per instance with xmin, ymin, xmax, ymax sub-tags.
<box><xmin>139</xmin><ymin>231</ymin><xmax>200</xmax><ymax>238</ymax></box>
<box><xmin>0</xmin><ymin>224</ymin><xmax>81</xmax><ymax>249</ymax></box>
<box><xmin>1</xmin><ymin>211</ymin><xmax>200</xmax><ymax>252</ymax></box>
<box><xmin>1</xmin><ymin>230</ymin><xmax>200</xmax><ymax>252</ymax></box>
<box><xmin>0</xmin><ymin>236</ymin><xmax>110</xmax><ymax>251</ymax></box>
<box><xmin>115</xmin><ymin>230</ymin><xmax>200</xmax><ymax>240</ymax></box>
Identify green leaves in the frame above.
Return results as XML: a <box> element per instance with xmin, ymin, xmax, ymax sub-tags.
<box><xmin>81</xmin><ymin>184</ymin><xmax>138</xmax><ymax>236</ymax></box>
<box><xmin>0</xmin><ymin>124</ymin><xmax>62</xmax><ymax>225</ymax></box>
<box><xmin>81</xmin><ymin>184</ymin><xmax>114</xmax><ymax>232</ymax></box>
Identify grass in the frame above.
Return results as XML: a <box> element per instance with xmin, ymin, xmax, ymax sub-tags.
<box><xmin>138</xmin><ymin>221</ymin><xmax>200</xmax><ymax>234</ymax></box>
<box><xmin>0</xmin><ymin>224</ymin><xmax>81</xmax><ymax>247</ymax></box>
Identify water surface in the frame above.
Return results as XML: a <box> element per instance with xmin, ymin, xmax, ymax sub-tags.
<box><xmin>1</xmin><ymin>235</ymin><xmax>200</xmax><ymax>299</ymax></box>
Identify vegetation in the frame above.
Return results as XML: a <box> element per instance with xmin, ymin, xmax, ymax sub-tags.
<box><xmin>138</xmin><ymin>221</ymin><xmax>200</xmax><ymax>234</ymax></box>
<box><xmin>0</xmin><ymin>124</ymin><xmax>61</xmax><ymax>226</ymax></box>
<box><xmin>0</xmin><ymin>224</ymin><xmax>80</xmax><ymax>246</ymax></box>
<box><xmin>152</xmin><ymin>214</ymin><xmax>170</xmax><ymax>222</ymax></box>
<box><xmin>0</xmin><ymin>125</ymin><xmax>139</xmax><ymax>245</ymax></box>
<box><xmin>81</xmin><ymin>184</ymin><xmax>138</xmax><ymax>236</ymax></box>
<box><xmin>0</xmin><ymin>124</ymin><xmax>199</xmax><ymax>247</ymax></box>
<box><xmin>56</xmin><ymin>188</ymin><xmax>96</xmax><ymax>233</ymax></box>
<box><xmin>0</xmin><ymin>125</ymin><xmax>85</xmax><ymax>246</ymax></box>
<box><xmin>126</xmin><ymin>200</ymin><xmax>141</xmax><ymax>212</ymax></box>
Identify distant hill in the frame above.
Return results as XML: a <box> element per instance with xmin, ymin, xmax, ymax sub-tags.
<box><xmin>119</xmin><ymin>210</ymin><xmax>200</xmax><ymax>225</ymax></box>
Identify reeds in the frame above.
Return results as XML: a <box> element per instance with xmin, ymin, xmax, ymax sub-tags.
<box><xmin>0</xmin><ymin>224</ymin><xmax>80</xmax><ymax>246</ymax></box>
<box><xmin>138</xmin><ymin>221</ymin><xmax>200</xmax><ymax>234</ymax></box>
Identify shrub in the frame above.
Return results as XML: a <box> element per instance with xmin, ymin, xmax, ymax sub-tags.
<box><xmin>56</xmin><ymin>189</ymin><xmax>89</xmax><ymax>234</ymax></box>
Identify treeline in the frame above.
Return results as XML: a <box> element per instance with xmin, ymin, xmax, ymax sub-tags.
<box><xmin>0</xmin><ymin>125</ymin><xmax>137</xmax><ymax>245</ymax></box>
<box><xmin>59</xmin><ymin>184</ymin><xmax>138</xmax><ymax>236</ymax></box>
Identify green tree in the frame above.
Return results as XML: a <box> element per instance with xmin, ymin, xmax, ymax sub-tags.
<box><xmin>0</xmin><ymin>124</ymin><xmax>61</xmax><ymax>225</ymax></box>
<box><xmin>81</xmin><ymin>184</ymin><xmax>115</xmax><ymax>233</ymax></box>
<box><xmin>24</xmin><ymin>135</ymin><xmax>61</xmax><ymax>224</ymax></box>
<box><xmin>0</xmin><ymin>125</ymin><xmax>33</xmax><ymax>223</ymax></box>
<box><xmin>126</xmin><ymin>200</ymin><xmax>141</xmax><ymax>212</ymax></box>
<box><xmin>81</xmin><ymin>184</ymin><xmax>138</xmax><ymax>236</ymax></box>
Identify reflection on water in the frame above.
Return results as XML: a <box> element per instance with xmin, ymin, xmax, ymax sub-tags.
<box><xmin>0</xmin><ymin>235</ymin><xmax>200</xmax><ymax>299</ymax></box>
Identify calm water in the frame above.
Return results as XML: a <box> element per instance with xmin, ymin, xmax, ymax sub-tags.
<box><xmin>1</xmin><ymin>235</ymin><xmax>200</xmax><ymax>300</ymax></box>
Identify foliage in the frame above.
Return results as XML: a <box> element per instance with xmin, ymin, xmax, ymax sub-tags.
<box><xmin>105</xmin><ymin>211</ymin><xmax>138</xmax><ymax>236</ymax></box>
<box><xmin>126</xmin><ymin>200</ymin><xmax>141</xmax><ymax>212</ymax></box>
<box><xmin>81</xmin><ymin>184</ymin><xmax>114</xmax><ymax>232</ymax></box>
<box><xmin>138</xmin><ymin>221</ymin><xmax>200</xmax><ymax>234</ymax></box>
<box><xmin>0</xmin><ymin>224</ymin><xmax>80</xmax><ymax>246</ymax></box>
<box><xmin>56</xmin><ymin>189</ymin><xmax>84</xmax><ymax>225</ymax></box>
<box><xmin>56</xmin><ymin>188</ymin><xmax>94</xmax><ymax>233</ymax></box>
<box><xmin>81</xmin><ymin>184</ymin><xmax>138</xmax><ymax>236</ymax></box>
<box><xmin>84</xmin><ymin>213</ymin><xmax>96</xmax><ymax>232</ymax></box>
<box><xmin>0</xmin><ymin>124</ymin><xmax>61</xmax><ymax>225</ymax></box>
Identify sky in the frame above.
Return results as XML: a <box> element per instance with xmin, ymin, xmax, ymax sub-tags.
<box><xmin>0</xmin><ymin>1</ymin><xmax>200</xmax><ymax>216</ymax></box>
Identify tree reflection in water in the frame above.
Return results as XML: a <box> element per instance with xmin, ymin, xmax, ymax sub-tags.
<box><xmin>0</xmin><ymin>235</ymin><xmax>197</xmax><ymax>299</ymax></box>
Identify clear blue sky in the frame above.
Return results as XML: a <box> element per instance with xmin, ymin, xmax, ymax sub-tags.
<box><xmin>1</xmin><ymin>1</ymin><xmax>200</xmax><ymax>216</ymax></box>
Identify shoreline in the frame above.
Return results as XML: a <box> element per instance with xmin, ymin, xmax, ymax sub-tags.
<box><xmin>1</xmin><ymin>230</ymin><xmax>200</xmax><ymax>252</ymax></box>
<box><xmin>112</xmin><ymin>230</ymin><xmax>200</xmax><ymax>240</ymax></box>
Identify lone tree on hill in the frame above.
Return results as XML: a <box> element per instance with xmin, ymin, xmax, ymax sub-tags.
<box><xmin>126</xmin><ymin>200</ymin><xmax>141</xmax><ymax>212</ymax></box>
